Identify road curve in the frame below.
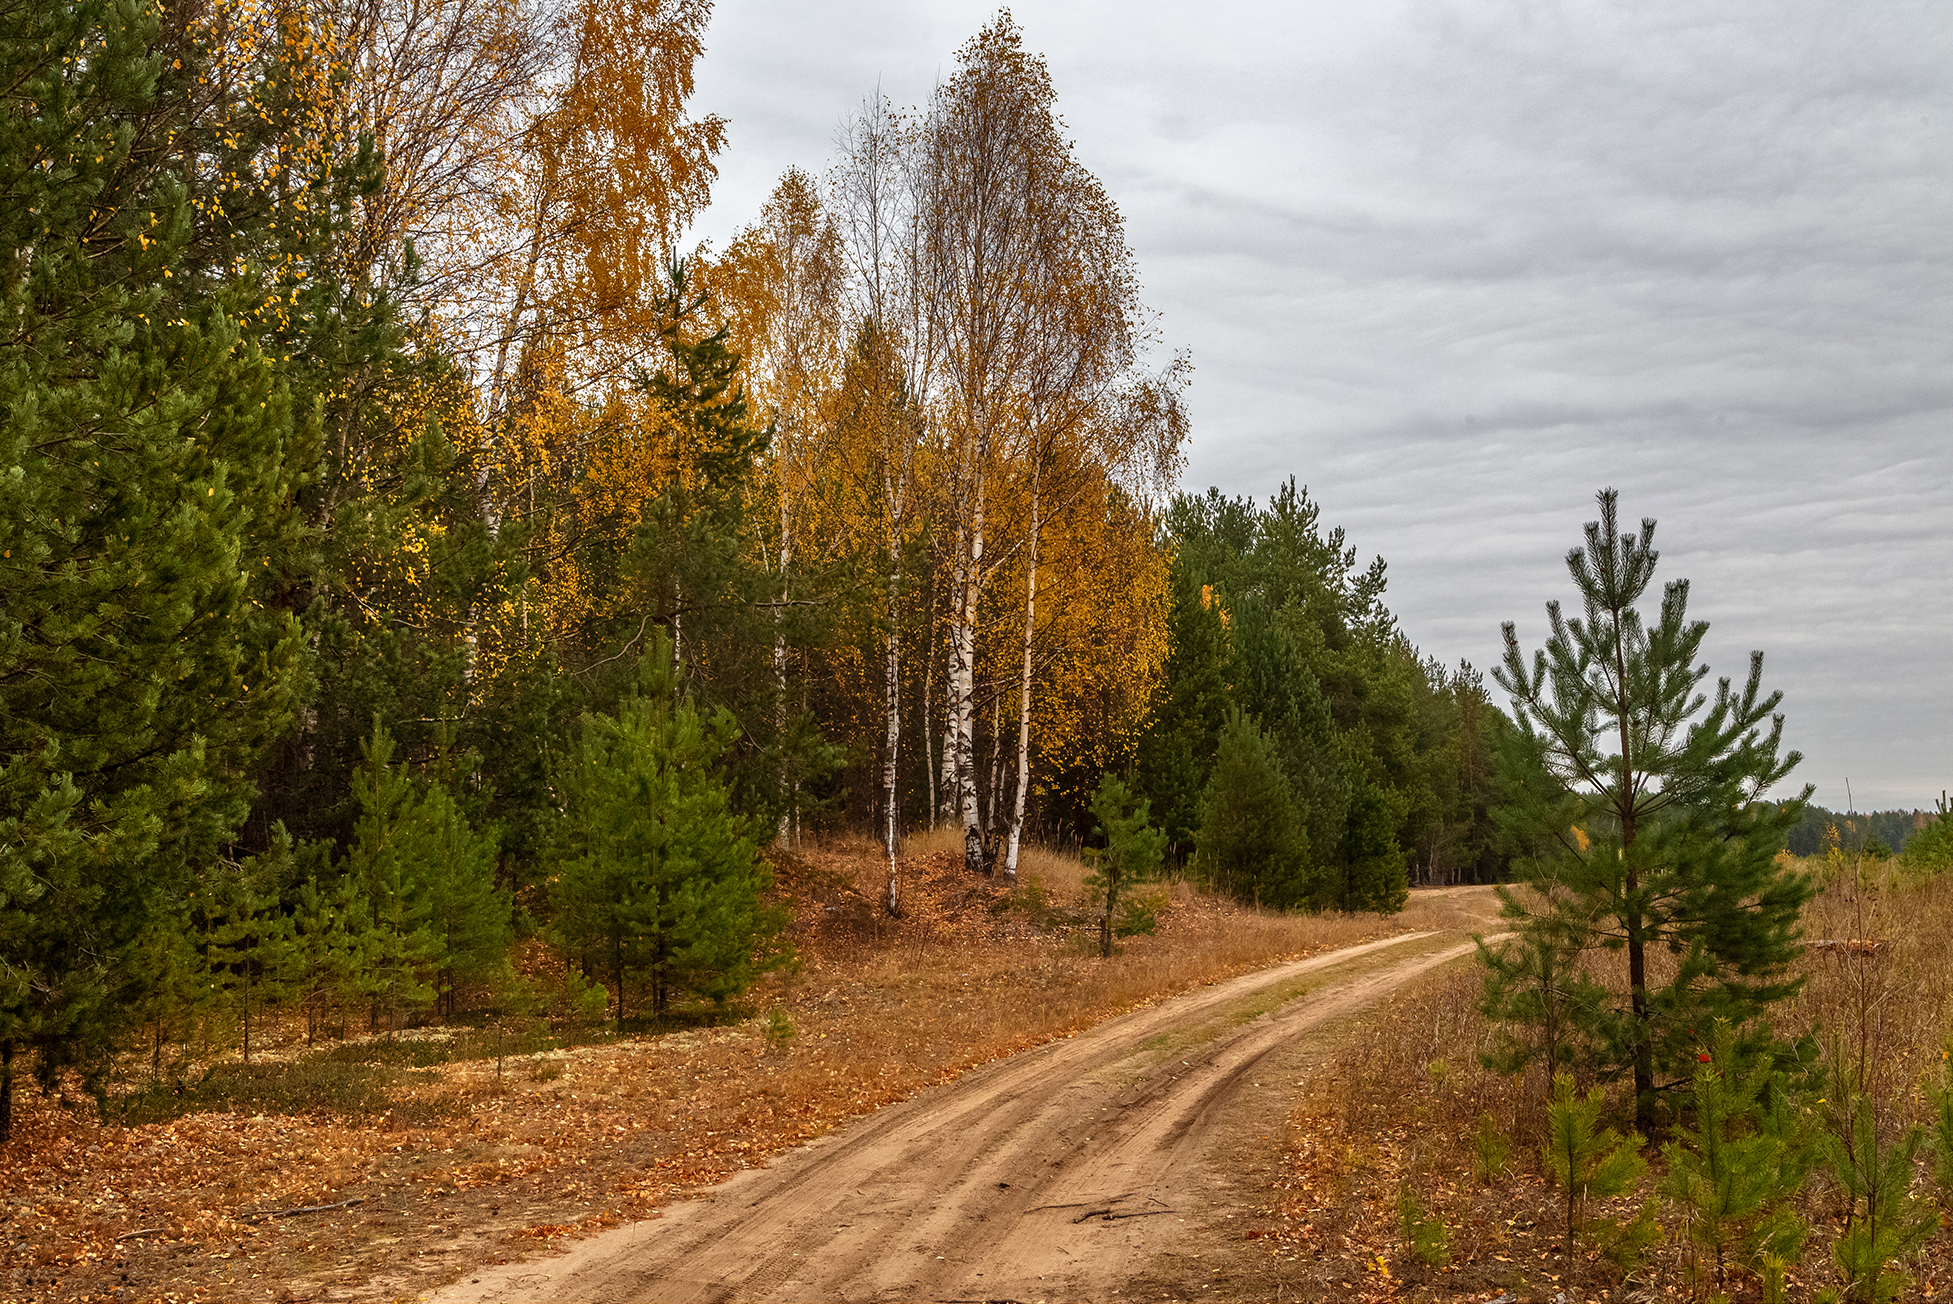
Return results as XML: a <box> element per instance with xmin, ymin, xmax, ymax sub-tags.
<box><xmin>428</xmin><ymin>927</ymin><xmax>1484</xmax><ymax>1303</ymax></box>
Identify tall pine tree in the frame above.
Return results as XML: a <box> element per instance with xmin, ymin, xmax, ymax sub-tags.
<box><xmin>0</xmin><ymin>0</ymin><xmax>342</xmax><ymax>1137</ymax></box>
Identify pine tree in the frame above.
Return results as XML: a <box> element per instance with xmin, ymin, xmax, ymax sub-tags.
<box><xmin>1339</xmin><ymin>781</ymin><xmax>1411</xmax><ymax>913</ymax></box>
<box><xmin>345</xmin><ymin>725</ymin><xmax>442</xmax><ymax>1032</ymax></box>
<box><xmin>126</xmin><ymin>901</ymin><xmax>210</xmax><ymax>1085</ymax></box>
<box><xmin>1134</xmin><ymin>565</ymin><xmax>1235</xmax><ymax>864</ymax></box>
<box><xmin>1083</xmin><ymin>775</ymin><xmax>1168</xmax><ymax>957</ymax></box>
<box><xmin>0</xmin><ymin>0</ymin><xmax>338</xmax><ymax>1138</ymax></box>
<box><xmin>551</xmin><ymin>643</ymin><xmax>786</xmax><ymax>1019</ymax></box>
<box><xmin>1660</xmin><ymin>1023</ymin><xmax>1811</xmax><ymax>1296</ymax></box>
<box><xmin>1484</xmin><ymin>489</ymin><xmax>1813</xmax><ymax>1134</ymax></box>
<box><xmin>1821</xmin><ymin>1091</ymin><xmax>1937</xmax><ymax>1303</ymax></box>
<box><xmin>1195</xmin><ymin>708</ymin><xmax>1311</xmax><ymax>908</ymax></box>
<box><xmin>1542</xmin><ymin>1072</ymin><xmax>1649</xmax><ymax>1276</ymax></box>
<box><xmin>199</xmin><ymin>844</ymin><xmax>299</xmax><ymax>1065</ymax></box>
<box><xmin>419</xmin><ymin>783</ymin><xmax>512</xmax><ymax>1019</ymax></box>
<box><xmin>1232</xmin><ymin>592</ymin><xmax>1348</xmax><ymax>886</ymax></box>
<box><xmin>291</xmin><ymin>871</ymin><xmax>374</xmax><ymax>1045</ymax></box>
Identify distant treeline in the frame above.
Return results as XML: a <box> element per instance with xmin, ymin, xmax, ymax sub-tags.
<box><xmin>1782</xmin><ymin>805</ymin><xmax>1940</xmax><ymax>857</ymax></box>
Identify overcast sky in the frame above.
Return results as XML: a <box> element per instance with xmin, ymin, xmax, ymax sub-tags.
<box><xmin>682</xmin><ymin>0</ymin><xmax>1951</xmax><ymax>811</ymax></box>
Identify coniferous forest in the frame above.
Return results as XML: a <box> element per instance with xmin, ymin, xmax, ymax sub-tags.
<box><xmin>0</xmin><ymin>0</ymin><xmax>1504</xmax><ymax>1135</ymax></box>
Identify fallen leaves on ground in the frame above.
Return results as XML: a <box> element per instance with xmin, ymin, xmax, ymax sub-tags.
<box><xmin>1</xmin><ymin>838</ymin><xmax>1423</xmax><ymax>1302</ymax></box>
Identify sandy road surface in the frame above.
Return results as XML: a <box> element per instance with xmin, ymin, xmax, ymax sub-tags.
<box><xmin>431</xmin><ymin>890</ymin><xmax>1498</xmax><ymax>1303</ymax></box>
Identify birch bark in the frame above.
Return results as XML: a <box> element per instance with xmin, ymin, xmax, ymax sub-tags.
<box><xmin>1003</xmin><ymin>469</ymin><xmax>1041</xmax><ymax>880</ymax></box>
<box><xmin>949</xmin><ymin>479</ymin><xmax>986</xmax><ymax>873</ymax></box>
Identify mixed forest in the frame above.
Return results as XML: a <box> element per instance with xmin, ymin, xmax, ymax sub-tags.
<box><xmin>18</xmin><ymin>2</ymin><xmax>1953</xmax><ymax>1299</ymax></box>
<box><xmin>0</xmin><ymin>0</ymin><xmax>1504</xmax><ymax>1132</ymax></box>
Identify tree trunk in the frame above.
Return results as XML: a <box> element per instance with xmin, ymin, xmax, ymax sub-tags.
<box><xmin>613</xmin><ymin>931</ymin><xmax>625</xmax><ymax>1028</ymax></box>
<box><xmin>1003</xmin><ymin>473</ymin><xmax>1040</xmax><ymax>881</ymax></box>
<box><xmin>1626</xmin><ymin>846</ymin><xmax>1652</xmax><ymax>1132</ymax></box>
<box><xmin>1617</xmin><ymin>626</ymin><xmax>1654</xmax><ymax>1135</ymax></box>
<box><xmin>672</xmin><ymin>579</ymin><xmax>684</xmax><ymax>678</ymax></box>
<box><xmin>939</xmin><ymin>563</ymin><xmax>959</xmax><ymax>826</ymax></box>
<box><xmin>883</xmin><ymin>552</ymin><xmax>903</xmax><ymax>916</ymax></box>
<box><xmin>776</xmin><ymin>488</ymin><xmax>792</xmax><ymax>845</ymax></box>
<box><xmin>0</xmin><ymin>1040</ymin><xmax>12</xmax><ymax>1143</ymax></box>
<box><xmin>922</xmin><ymin>605</ymin><xmax>938</xmax><ymax>827</ymax></box>
<box><xmin>986</xmin><ymin>690</ymin><xmax>1003</xmax><ymax>837</ymax></box>
<box><xmin>949</xmin><ymin>480</ymin><xmax>986</xmax><ymax>872</ymax></box>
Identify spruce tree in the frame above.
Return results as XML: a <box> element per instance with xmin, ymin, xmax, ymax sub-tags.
<box><xmin>1482</xmin><ymin>490</ymin><xmax>1812</xmax><ymax>1134</ymax></box>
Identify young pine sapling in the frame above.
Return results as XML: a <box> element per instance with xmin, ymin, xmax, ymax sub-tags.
<box><xmin>1084</xmin><ymin>774</ymin><xmax>1168</xmax><ymax>958</ymax></box>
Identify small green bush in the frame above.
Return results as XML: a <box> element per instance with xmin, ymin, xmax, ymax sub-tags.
<box><xmin>108</xmin><ymin>1060</ymin><xmax>392</xmax><ymax>1126</ymax></box>
<box><xmin>1900</xmin><ymin>805</ymin><xmax>1953</xmax><ymax>875</ymax></box>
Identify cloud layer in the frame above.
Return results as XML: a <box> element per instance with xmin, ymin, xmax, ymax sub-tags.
<box><xmin>686</xmin><ymin>0</ymin><xmax>1952</xmax><ymax>809</ymax></box>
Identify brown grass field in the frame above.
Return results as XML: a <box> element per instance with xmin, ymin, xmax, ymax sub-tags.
<box><xmin>1270</xmin><ymin>852</ymin><xmax>1953</xmax><ymax>1302</ymax></box>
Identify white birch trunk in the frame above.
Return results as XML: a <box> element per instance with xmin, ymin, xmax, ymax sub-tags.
<box><xmin>1004</xmin><ymin>475</ymin><xmax>1040</xmax><ymax>882</ymax></box>
<box><xmin>671</xmin><ymin>578</ymin><xmax>684</xmax><ymax>679</ymax></box>
<box><xmin>882</xmin><ymin>550</ymin><xmax>902</xmax><ymax>915</ymax></box>
<box><xmin>922</xmin><ymin>612</ymin><xmax>937</xmax><ymax>827</ymax></box>
<box><xmin>986</xmin><ymin>689</ymin><xmax>1003</xmax><ymax>834</ymax></box>
<box><xmin>950</xmin><ymin>479</ymin><xmax>985</xmax><ymax>873</ymax></box>
<box><xmin>940</xmin><ymin>531</ymin><xmax>964</xmax><ymax>826</ymax></box>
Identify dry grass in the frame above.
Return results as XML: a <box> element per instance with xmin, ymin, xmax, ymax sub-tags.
<box><xmin>1271</xmin><ymin>853</ymin><xmax>1953</xmax><ymax>1301</ymax></box>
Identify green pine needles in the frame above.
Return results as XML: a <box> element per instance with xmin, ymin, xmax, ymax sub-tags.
<box><xmin>1194</xmin><ymin>708</ymin><xmax>1311</xmax><ymax>908</ymax></box>
<box><xmin>1083</xmin><ymin>774</ymin><xmax>1168</xmax><ymax>957</ymax></box>
<box><xmin>1819</xmin><ymin>1090</ymin><xmax>1937</xmax><ymax>1303</ymax></box>
<box><xmin>1481</xmin><ymin>489</ymin><xmax>1814</xmax><ymax>1134</ymax></box>
<box><xmin>1660</xmin><ymin>1023</ymin><xmax>1813</xmax><ymax>1300</ymax></box>
<box><xmin>550</xmin><ymin>643</ymin><xmax>790</xmax><ymax>1021</ymax></box>
<box><xmin>1542</xmin><ymin>1071</ymin><xmax>1652</xmax><ymax>1279</ymax></box>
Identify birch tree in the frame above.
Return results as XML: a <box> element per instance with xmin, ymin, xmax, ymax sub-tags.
<box><xmin>917</xmin><ymin>15</ymin><xmax>1183</xmax><ymax>877</ymax></box>
<box><xmin>834</xmin><ymin>96</ymin><xmax>936</xmax><ymax>909</ymax></box>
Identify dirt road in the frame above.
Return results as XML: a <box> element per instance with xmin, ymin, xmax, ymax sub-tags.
<box><xmin>430</xmin><ymin>888</ymin><xmax>1498</xmax><ymax>1303</ymax></box>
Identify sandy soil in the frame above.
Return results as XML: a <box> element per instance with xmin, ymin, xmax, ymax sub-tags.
<box><xmin>428</xmin><ymin>885</ymin><xmax>1502</xmax><ymax>1303</ymax></box>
